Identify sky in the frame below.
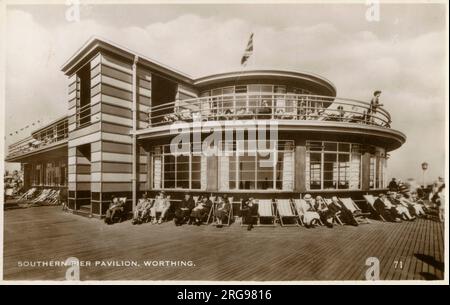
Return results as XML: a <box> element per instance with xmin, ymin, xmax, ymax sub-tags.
<box><xmin>2</xmin><ymin>2</ymin><xmax>448</xmax><ymax>183</ymax></box>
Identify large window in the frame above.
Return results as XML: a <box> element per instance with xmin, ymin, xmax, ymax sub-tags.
<box><xmin>219</xmin><ymin>140</ymin><xmax>294</xmax><ymax>191</ymax></box>
<box><xmin>370</xmin><ymin>149</ymin><xmax>387</xmax><ymax>189</ymax></box>
<box><xmin>306</xmin><ymin>141</ymin><xmax>361</xmax><ymax>190</ymax></box>
<box><xmin>152</xmin><ymin>144</ymin><xmax>206</xmax><ymax>190</ymax></box>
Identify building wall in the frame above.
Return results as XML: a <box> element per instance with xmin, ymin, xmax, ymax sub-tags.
<box><xmin>66</xmin><ymin>51</ymin><xmax>197</xmax><ymax>216</ymax></box>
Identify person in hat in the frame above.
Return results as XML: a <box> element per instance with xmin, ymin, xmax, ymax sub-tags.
<box><xmin>373</xmin><ymin>193</ymin><xmax>401</xmax><ymax>222</ymax></box>
<box><xmin>328</xmin><ymin>196</ymin><xmax>359</xmax><ymax>226</ymax></box>
<box><xmin>241</xmin><ymin>197</ymin><xmax>258</xmax><ymax>230</ymax></box>
<box><xmin>368</xmin><ymin>90</ymin><xmax>383</xmax><ymax>124</ymax></box>
<box><xmin>190</xmin><ymin>195</ymin><xmax>213</xmax><ymax>226</ymax></box>
<box><xmin>214</xmin><ymin>194</ymin><xmax>231</xmax><ymax>227</ymax></box>
<box><xmin>398</xmin><ymin>191</ymin><xmax>426</xmax><ymax>217</ymax></box>
<box><xmin>150</xmin><ymin>191</ymin><xmax>171</xmax><ymax>224</ymax></box>
<box><xmin>315</xmin><ymin>196</ymin><xmax>334</xmax><ymax>228</ymax></box>
<box><xmin>387</xmin><ymin>192</ymin><xmax>415</xmax><ymax>221</ymax></box>
<box><xmin>298</xmin><ymin>194</ymin><xmax>321</xmax><ymax>228</ymax></box>
<box><xmin>132</xmin><ymin>192</ymin><xmax>153</xmax><ymax>225</ymax></box>
<box><xmin>388</xmin><ymin>178</ymin><xmax>399</xmax><ymax>192</ymax></box>
<box><xmin>104</xmin><ymin>195</ymin><xmax>125</xmax><ymax>225</ymax></box>
<box><xmin>174</xmin><ymin>192</ymin><xmax>195</xmax><ymax>226</ymax></box>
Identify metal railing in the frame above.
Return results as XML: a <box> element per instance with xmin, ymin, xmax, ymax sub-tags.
<box><xmin>148</xmin><ymin>93</ymin><xmax>392</xmax><ymax>128</ymax></box>
<box><xmin>76</xmin><ymin>103</ymin><xmax>91</xmax><ymax>128</ymax></box>
<box><xmin>7</xmin><ymin>119</ymin><xmax>69</xmax><ymax>158</ymax></box>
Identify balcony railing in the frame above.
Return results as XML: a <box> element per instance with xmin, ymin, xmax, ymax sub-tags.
<box><xmin>7</xmin><ymin>119</ymin><xmax>68</xmax><ymax>159</ymax></box>
<box><xmin>76</xmin><ymin>103</ymin><xmax>91</xmax><ymax>128</ymax></box>
<box><xmin>149</xmin><ymin>93</ymin><xmax>392</xmax><ymax>128</ymax></box>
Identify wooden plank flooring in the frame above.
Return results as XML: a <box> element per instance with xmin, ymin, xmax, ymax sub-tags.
<box><xmin>3</xmin><ymin>206</ymin><xmax>445</xmax><ymax>281</ymax></box>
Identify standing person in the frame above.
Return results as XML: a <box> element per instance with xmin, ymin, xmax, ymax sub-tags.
<box><xmin>174</xmin><ymin>193</ymin><xmax>195</xmax><ymax>226</ymax></box>
<box><xmin>388</xmin><ymin>178</ymin><xmax>399</xmax><ymax>192</ymax></box>
<box><xmin>436</xmin><ymin>185</ymin><xmax>445</xmax><ymax>222</ymax></box>
<box><xmin>368</xmin><ymin>90</ymin><xmax>383</xmax><ymax>124</ymax></box>
<box><xmin>241</xmin><ymin>197</ymin><xmax>258</xmax><ymax>231</ymax></box>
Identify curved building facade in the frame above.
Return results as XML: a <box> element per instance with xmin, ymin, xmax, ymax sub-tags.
<box><xmin>6</xmin><ymin>37</ymin><xmax>406</xmax><ymax>217</ymax></box>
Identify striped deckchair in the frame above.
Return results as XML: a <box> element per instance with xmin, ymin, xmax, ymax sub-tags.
<box><xmin>257</xmin><ymin>199</ymin><xmax>276</xmax><ymax>226</ymax></box>
<box><xmin>363</xmin><ymin>194</ymin><xmax>386</xmax><ymax>222</ymax></box>
<box><xmin>276</xmin><ymin>199</ymin><xmax>298</xmax><ymax>226</ymax></box>
<box><xmin>324</xmin><ymin>198</ymin><xmax>344</xmax><ymax>225</ymax></box>
<box><xmin>293</xmin><ymin>199</ymin><xmax>323</xmax><ymax>227</ymax></box>
<box><xmin>339</xmin><ymin>197</ymin><xmax>371</xmax><ymax>224</ymax></box>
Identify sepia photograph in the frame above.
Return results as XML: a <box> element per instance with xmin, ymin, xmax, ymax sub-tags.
<box><xmin>0</xmin><ymin>0</ymin><xmax>448</xmax><ymax>286</ymax></box>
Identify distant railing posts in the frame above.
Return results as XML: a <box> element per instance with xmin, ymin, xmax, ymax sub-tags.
<box><xmin>148</xmin><ymin>93</ymin><xmax>392</xmax><ymax>128</ymax></box>
<box><xmin>7</xmin><ymin>119</ymin><xmax>69</xmax><ymax>158</ymax></box>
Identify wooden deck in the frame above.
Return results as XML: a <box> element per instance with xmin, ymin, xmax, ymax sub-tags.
<box><xmin>3</xmin><ymin>205</ymin><xmax>445</xmax><ymax>281</ymax></box>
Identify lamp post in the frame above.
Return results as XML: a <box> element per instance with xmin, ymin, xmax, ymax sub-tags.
<box><xmin>421</xmin><ymin>162</ymin><xmax>428</xmax><ymax>189</ymax></box>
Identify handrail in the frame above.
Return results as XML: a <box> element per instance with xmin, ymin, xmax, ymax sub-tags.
<box><xmin>7</xmin><ymin>118</ymin><xmax>69</xmax><ymax>158</ymax></box>
<box><xmin>148</xmin><ymin>93</ymin><xmax>392</xmax><ymax>128</ymax></box>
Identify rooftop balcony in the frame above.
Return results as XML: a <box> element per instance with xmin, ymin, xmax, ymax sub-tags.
<box><xmin>149</xmin><ymin>93</ymin><xmax>392</xmax><ymax>128</ymax></box>
<box><xmin>6</xmin><ymin>117</ymin><xmax>68</xmax><ymax>161</ymax></box>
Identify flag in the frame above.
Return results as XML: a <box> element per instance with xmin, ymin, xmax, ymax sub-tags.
<box><xmin>240</xmin><ymin>33</ymin><xmax>254</xmax><ymax>66</ymax></box>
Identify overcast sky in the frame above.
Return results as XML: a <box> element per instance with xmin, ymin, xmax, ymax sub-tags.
<box><xmin>3</xmin><ymin>2</ymin><xmax>447</xmax><ymax>183</ymax></box>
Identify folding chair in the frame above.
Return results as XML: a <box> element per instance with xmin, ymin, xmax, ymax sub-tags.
<box><xmin>324</xmin><ymin>198</ymin><xmax>344</xmax><ymax>225</ymax></box>
<box><xmin>276</xmin><ymin>199</ymin><xmax>299</xmax><ymax>226</ymax></box>
<box><xmin>363</xmin><ymin>194</ymin><xmax>386</xmax><ymax>222</ymax></box>
<box><xmin>256</xmin><ymin>199</ymin><xmax>276</xmax><ymax>226</ymax></box>
<box><xmin>211</xmin><ymin>197</ymin><xmax>233</xmax><ymax>226</ymax></box>
<box><xmin>339</xmin><ymin>197</ymin><xmax>371</xmax><ymax>224</ymax></box>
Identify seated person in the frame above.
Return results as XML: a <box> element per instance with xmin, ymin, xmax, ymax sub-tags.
<box><xmin>258</xmin><ymin>101</ymin><xmax>272</xmax><ymax>119</ymax></box>
<box><xmin>241</xmin><ymin>197</ymin><xmax>258</xmax><ymax>231</ymax></box>
<box><xmin>388</xmin><ymin>192</ymin><xmax>416</xmax><ymax>221</ymax></box>
<box><xmin>150</xmin><ymin>191</ymin><xmax>171</xmax><ymax>224</ymax></box>
<box><xmin>174</xmin><ymin>193</ymin><xmax>195</xmax><ymax>226</ymax></box>
<box><xmin>328</xmin><ymin>196</ymin><xmax>359</xmax><ymax>226</ymax></box>
<box><xmin>314</xmin><ymin>196</ymin><xmax>334</xmax><ymax>228</ymax></box>
<box><xmin>399</xmin><ymin>191</ymin><xmax>426</xmax><ymax>217</ymax></box>
<box><xmin>299</xmin><ymin>194</ymin><xmax>321</xmax><ymax>228</ymax></box>
<box><xmin>190</xmin><ymin>195</ymin><xmax>213</xmax><ymax>225</ymax></box>
<box><xmin>214</xmin><ymin>195</ymin><xmax>231</xmax><ymax>227</ymax></box>
<box><xmin>132</xmin><ymin>193</ymin><xmax>153</xmax><ymax>225</ymax></box>
<box><xmin>105</xmin><ymin>195</ymin><xmax>125</xmax><ymax>224</ymax></box>
<box><xmin>373</xmin><ymin>193</ymin><xmax>401</xmax><ymax>222</ymax></box>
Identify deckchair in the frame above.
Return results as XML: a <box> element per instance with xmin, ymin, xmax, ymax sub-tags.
<box><xmin>324</xmin><ymin>198</ymin><xmax>344</xmax><ymax>225</ymax></box>
<box><xmin>31</xmin><ymin>189</ymin><xmax>51</xmax><ymax>203</ymax></box>
<box><xmin>18</xmin><ymin>187</ymin><xmax>36</xmax><ymax>201</ymax></box>
<box><xmin>256</xmin><ymin>199</ymin><xmax>276</xmax><ymax>226</ymax></box>
<box><xmin>292</xmin><ymin>199</ymin><xmax>323</xmax><ymax>227</ymax></box>
<box><xmin>363</xmin><ymin>194</ymin><xmax>386</xmax><ymax>222</ymax></box>
<box><xmin>210</xmin><ymin>197</ymin><xmax>233</xmax><ymax>226</ymax></box>
<box><xmin>205</xmin><ymin>196</ymin><xmax>217</xmax><ymax>224</ymax></box>
<box><xmin>276</xmin><ymin>199</ymin><xmax>299</xmax><ymax>226</ymax></box>
<box><xmin>339</xmin><ymin>197</ymin><xmax>371</xmax><ymax>224</ymax></box>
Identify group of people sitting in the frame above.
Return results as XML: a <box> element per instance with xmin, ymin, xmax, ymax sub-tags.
<box><xmin>128</xmin><ymin>192</ymin><xmax>232</xmax><ymax>227</ymax></box>
<box><xmin>373</xmin><ymin>191</ymin><xmax>428</xmax><ymax>222</ymax></box>
<box><xmin>240</xmin><ymin>194</ymin><xmax>360</xmax><ymax>231</ymax></box>
<box><xmin>105</xmin><ymin>184</ymin><xmax>439</xmax><ymax>228</ymax></box>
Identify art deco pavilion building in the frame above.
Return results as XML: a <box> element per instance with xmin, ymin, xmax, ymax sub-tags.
<box><xmin>5</xmin><ymin>37</ymin><xmax>406</xmax><ymax>217</ymax></box>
